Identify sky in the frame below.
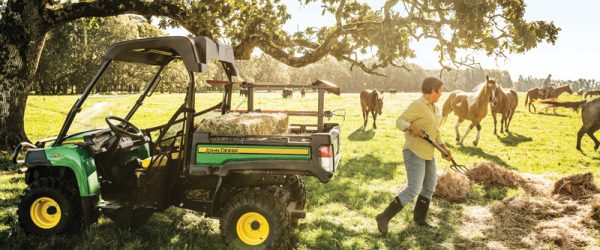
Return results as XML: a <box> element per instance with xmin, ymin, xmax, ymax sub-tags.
<box><xmin>166</xmin><ymin>1</ymin><xmax>600</xmax><ymax>81</ymax></box>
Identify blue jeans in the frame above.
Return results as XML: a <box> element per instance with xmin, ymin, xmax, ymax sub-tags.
<box><xmin>397</xmin><ymin>148</ymin><xmax>437</xmax><ymax>204</ymax></box>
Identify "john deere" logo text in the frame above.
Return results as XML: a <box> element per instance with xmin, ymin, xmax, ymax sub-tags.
<box><xmin>204</xmin><ymin>148</ymin><xmax>239</xmax><ymax>154</ymax></box>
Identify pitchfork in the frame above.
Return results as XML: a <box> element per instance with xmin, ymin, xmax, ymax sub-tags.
<box><xmin>422</xmin><ymin>132</ymin><xmax>468</xmax><ymax>174</ymax></box>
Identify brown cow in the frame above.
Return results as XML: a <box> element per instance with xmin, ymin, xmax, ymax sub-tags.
<box><xmin>360</xmin><ymin>89</ymin><xmax>384</xmax><ymax>129</ymax></box>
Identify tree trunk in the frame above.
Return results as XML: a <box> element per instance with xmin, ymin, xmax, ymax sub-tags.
<box><xmin>0</xmin><ymin>2</ymin><xmax>48</xmax><ymax>150</ymax></box>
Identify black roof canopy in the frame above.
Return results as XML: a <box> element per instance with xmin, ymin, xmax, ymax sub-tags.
<box><xmin>104</xmin><ymin>36</ymin><xmax>238</xmax><ymax>76</ymax></box>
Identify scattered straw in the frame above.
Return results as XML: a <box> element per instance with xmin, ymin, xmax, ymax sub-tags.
<box><xmin>552</xmin><ymin>172</ymin><xmax>600</xmax><ymax>200</ymax></box>
<box><xmin>489</xmin><ymin>195</ymin><xmax>595</xmax><ymax>248</ymax></box>
<box><xmin>466</xmin><ymin>162</ymin><xmax>523</xmax><ymax>187</ymax></box>
<box><xmin>590</xmin><ymin>197</ymin><xmax>600</xmax><ymax>224</ymax></box>
<box><xmin>434</xmin><ymin>171</ymin><xmax>471</xmax><ymax>202</ymax></box>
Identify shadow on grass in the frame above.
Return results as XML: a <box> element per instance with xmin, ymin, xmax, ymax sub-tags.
<box><xmin>448</xmin><ymin>144</ymin><xmax>512</xmax><ymax>169</ymax></box>
<box><xmin>306</xmin><ymin>177</ymin><xmax>393</xmax><ymax>210</ymax></box>
<box><xmin>298</xmin><ymin>202</ymin><xmax>462</xmax><ymax>250</ymax></box>
<box><xmin>496</xmin><ymin>132</ymin><xmax>533</xmax><ymax>147</ymax></box>
<box><xmin>348</xmin><ymin>127</ymin><xmax>376</xmax><ymax>141</ymax></box>
<box><xmin>335</xmin><ymin>154</ymin><xmax>399</xmax><ymax>181</ymax></box>
<box><xmin>536</xmin><ymin>112</ymin><xmax>569</xmax><ymax>117</ymax></box>
<box><xmin>0</xmin><ymin>208</ymin><xmax>224</xmax><ymax>249</ymax></box>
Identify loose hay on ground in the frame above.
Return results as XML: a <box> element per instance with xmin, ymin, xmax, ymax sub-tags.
<box><xmin>490</xmin><ymin>195</ymin><xmax>595</xmax><ymax>249</ymax></box>
<box><xmin>434</xmin><ymin>171</ymin><xmax>470</xmax><ymax>202</ymax></box>
<box><xmin>465</xmin><ymin>162</ymin><xmax>523</xmax><ymax>188</ymax></box>
<box><xmin>466</xmin><ymin>161</ymin><xmax>547</xmax><ymax>196</ymax></box>
<box><xmin>590</xmin><ymin>196</ymin><xmax>600</xmax><ymax>224</ymax></box>
<box><xmin>552</xmin><ymin>172</ymin><xmax>600</xmax><ymax>200</ymax></box>
<box><xmin>196</xmin><ymin>112</ymin><xmax>289</xmax><ymax>135</ymax></box>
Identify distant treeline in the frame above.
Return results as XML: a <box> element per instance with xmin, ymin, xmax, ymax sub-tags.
<box><xmin>513</xmin><ymin>75</ymin><xmax>599</xmax><ymax>92</ymax></box>
<box><xmin>34</xmin><ymin>16</ymin><xmax>596</xmax><ymax>95</ymax></box>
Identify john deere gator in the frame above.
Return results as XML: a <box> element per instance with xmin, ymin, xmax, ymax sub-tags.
<box><xmin>12</xmin><ymin>36</ymin><xmax>341</xmax><ymax>249</ymax></box>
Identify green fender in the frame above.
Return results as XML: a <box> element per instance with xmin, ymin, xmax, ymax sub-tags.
<box><xmin>41</xmin><ymin>143</ymin><xmax>150</xmax><ymax>197</ymax></box>
<box><xmin>43</xmin><ymin>145</ymin><xmax>100</xmax><ymax>196</ymax></box>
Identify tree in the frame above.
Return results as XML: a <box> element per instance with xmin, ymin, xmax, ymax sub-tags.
<box><xmin>0</xmin><ymin>0</ymin><xmax>559</xmax><ymax>149</ymax></box>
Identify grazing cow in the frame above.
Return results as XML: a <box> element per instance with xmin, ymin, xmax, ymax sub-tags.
<box><xmin>442</xmin><ymin>76</ymin><xmax>499</xmax><ymax>146</ymax></box>
<box><xmin>491</xmin><ymin>85</ymin><xmax>518</xmax><ymax>134</ymax></box>
<box><xmin>360</xmin><ymin>89</ymin><xmax>384</xmax><ymax>129</ymax></box>
<box><xmin>389</xmin><ymin>89</ymin><xmax>397</xmax><ymax>95</ymax></box>
<box><xmin>578</xmin><ymin>88</ymin><xmax>584</xmax><ymax>97</ymax></box>
<box><xmin>301</xmin><ymin>88</ymin><xmax>306</xmax><ymax>97</ymax></box>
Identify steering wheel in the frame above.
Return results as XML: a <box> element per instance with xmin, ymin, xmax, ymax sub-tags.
<box><xmin>105</xmin><ymin>116</ymin><xmax>144</xmax><ymax>139</ymax></box>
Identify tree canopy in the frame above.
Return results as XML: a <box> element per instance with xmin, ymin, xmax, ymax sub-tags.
<box><xmin>0</xmin><ymin>0</ymin><xmax>561</xmax><ymax>149</ymax></box>
<box><xmin>20</xmin><ymin>0</ymin><xmax>560</xmax><ymax>73</ymax></box>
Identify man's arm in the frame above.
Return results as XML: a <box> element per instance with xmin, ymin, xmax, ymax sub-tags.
<box><xmin>396</xmin><ymin>102</ymin><xmax>417</xmax><ymax>131</ymax></box>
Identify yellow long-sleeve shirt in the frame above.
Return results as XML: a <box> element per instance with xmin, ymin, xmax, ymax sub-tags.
<box><xmin>396</xmin><ymin>96</ymin><xmax>444</xmax><ymax>160</ymax></box>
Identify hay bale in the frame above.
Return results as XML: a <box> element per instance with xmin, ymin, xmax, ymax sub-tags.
<box><xmin>465</xmin><ymin>162</ymin><xmax>524</xmax><ymax>188</ymax></box>
<box><xmin>196</xmin><ymin>112</ymin><xmax>289</xmax><ymax>135</ymax></box>
<box><xmin>552</xmin><ymin>172</ymin><xmax>599</xmax><ymax>200</ymax></box>
<box><xmin>434</xmin><ymin>171</ymin><xmax>471</xmax><ymax>202</ymax></box>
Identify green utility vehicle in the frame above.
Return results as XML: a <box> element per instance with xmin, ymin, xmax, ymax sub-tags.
<box><xmin>12</xmin><ymin>36</ymin><xmax>341</xmax><ymax>249</ymax></box>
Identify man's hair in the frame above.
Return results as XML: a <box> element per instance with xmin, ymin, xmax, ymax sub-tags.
<box><xmin>422</xmin><ymin>77</ymin><xmax>444</xmax><ymax>94</ymax></box>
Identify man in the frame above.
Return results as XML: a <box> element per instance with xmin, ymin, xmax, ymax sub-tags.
<box><xmin>542</xmin><ymin>74</ymin><xmax>554</xmax><ymax>99</ymax></box>
<box><xmin>375</xmin><ymin>77</ymin><xmax>452</xmax><ymax>235</ymax></box>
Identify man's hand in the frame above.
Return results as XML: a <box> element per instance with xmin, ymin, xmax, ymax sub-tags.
<box><xmin>407</xmin><ymin>124</ymin><xmax>424</xmax><ymax>138</ymax></box>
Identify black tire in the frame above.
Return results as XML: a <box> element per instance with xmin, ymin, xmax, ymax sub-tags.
<box><xmin>285</xmin><ymin>175</ymin><xmax>307</xmax><ymax>227</ymax></box>
<box><xmin>220</xmin><ymin>189</ymin><xmax>290</xmax><ymax>250</ymax></box>
<box><xmin>17</xmin><ymin>177</ymin><xmax>82</xmax><ymax>235</ymax></box>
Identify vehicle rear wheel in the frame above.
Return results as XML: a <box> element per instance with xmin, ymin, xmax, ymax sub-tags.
<box><xmin>18</xmin><ymin>177</ymin><xmax>82</xmax><ymax>235</ymax></box>
<box><xmin>220</xmin><ymin>189</ymin><xmax>290</xmax><ymax>250</ymax></box>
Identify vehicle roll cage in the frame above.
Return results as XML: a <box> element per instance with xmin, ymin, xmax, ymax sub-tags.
<box><xmin>54</xmin><ymin>36</ymin><xmax>240</xmax><ymax>146</ymax></box>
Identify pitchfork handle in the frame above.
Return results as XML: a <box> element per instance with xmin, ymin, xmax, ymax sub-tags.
<box><xmin>422</xmin><ymin>132</ymin><xmax>453</xmax><ymax>161</ymax></box>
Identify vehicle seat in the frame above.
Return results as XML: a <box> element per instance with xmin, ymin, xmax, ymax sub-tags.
<box><xmin>139</xmin><ymin>152</ymin><xmax>180</xmax><ymax>168</ymax></box>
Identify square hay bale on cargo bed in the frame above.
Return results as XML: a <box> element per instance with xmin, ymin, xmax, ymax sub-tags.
<box><xmin>196</xmin><ymin>112</ymin><xmax>289</xmax><ymax>135</ymax></box>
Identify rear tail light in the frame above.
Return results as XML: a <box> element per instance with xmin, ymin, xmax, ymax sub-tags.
<box><xmin>319</xmin><ymin>145</ymin><xmax>332</xmax><ymax>157</ymax></box>
<box><xmin>319</xmin><ymin>145</ymin><xmax>334</xmax><ymax>172</ymax></box>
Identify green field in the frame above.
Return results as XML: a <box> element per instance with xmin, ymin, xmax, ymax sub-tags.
<box><xmin>1</xmin><ymin>92</ymin><xmax>598</xmax><ymax>249</ymax></box>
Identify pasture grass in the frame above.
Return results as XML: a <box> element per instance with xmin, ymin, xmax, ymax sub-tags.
<box><xmin>1</xmin><ymin>91</ymin><xmax>598</xmax><ymax>249</ymax></box>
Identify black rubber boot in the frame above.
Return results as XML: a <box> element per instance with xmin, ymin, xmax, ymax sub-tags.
<box><xmin>413</xmin><ymin>195</ymin><xmax>436</xmax><ymax>228</ymax></box>
<box><xmin>376</xmin><ymin>197</ymin><xmax>403</xmax><ymax>235</ymax></box>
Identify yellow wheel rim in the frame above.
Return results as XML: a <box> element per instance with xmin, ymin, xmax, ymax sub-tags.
<box><xmin>30</xmin><ymin>197</ymin><xmax>61</xmax><ymax>229</ymax></box>
<box><xmin>236</xmin><ymin>212</ymin><xmax>270</xmax><ymax>246</ymax></box>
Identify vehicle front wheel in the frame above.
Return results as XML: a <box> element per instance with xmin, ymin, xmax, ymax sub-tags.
<box><xmin>220</xmin><ymin>189</ymin><xmax>290</xmax><ymax>250</ymax></box>
<box><xmin>17</xmin><ymin>177</ymin><xmax>82</xmax><ymax>235</ymax></box>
